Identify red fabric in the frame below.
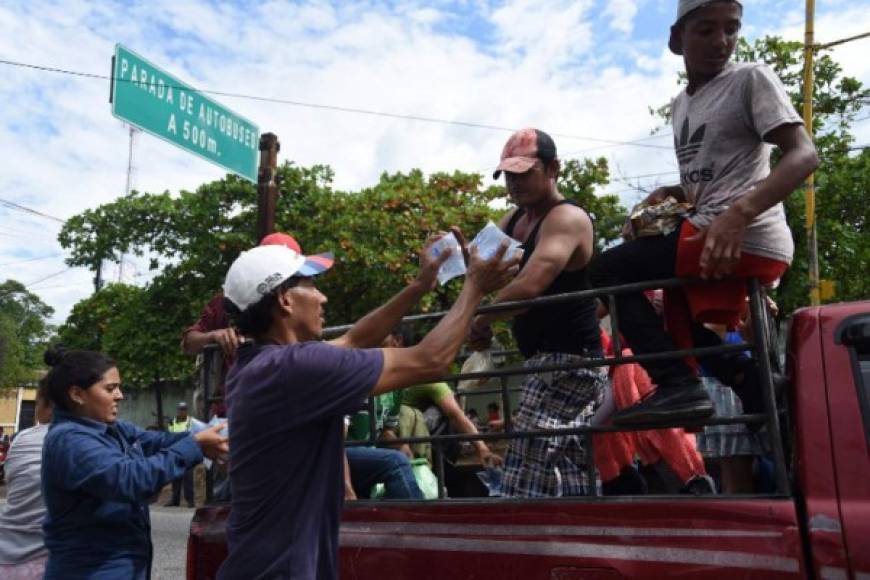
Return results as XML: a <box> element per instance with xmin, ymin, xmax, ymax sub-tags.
<box><xmin>183</xmin><ymin>292</ymin><xmax>231</xmax><ymax>416</ymax></box>
<box><xmin>663</xmin><ymin>220</ymin><xmax>788</xmax><ymax>370</ymax></box>
<box><xmin>184</xmin><ymin>292</ymin><xmax>229</xmax><ymax>338</ymax></box>
<box><xmin>600</xmin><ymin>328</ymin><xmax>612</xmax><ymax>357</ymax></box>
<box><xmin>594</xmin><ymin>348</ymin><xmax>706</xmax><ymax>483</ymax></box>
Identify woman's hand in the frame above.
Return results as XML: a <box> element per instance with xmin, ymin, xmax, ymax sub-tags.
<box><xmin>193</xmin><ymin>424</ymin><xmax>229</xmax><ymax>461</ymax></box>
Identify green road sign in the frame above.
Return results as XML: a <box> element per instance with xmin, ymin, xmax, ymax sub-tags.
<box><xmin>111</xmin><ymin>44</ymin><xmax>259</xmax><ymax>182</ymax></box>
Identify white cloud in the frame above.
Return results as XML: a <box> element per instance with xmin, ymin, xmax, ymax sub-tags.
<box><xmin>1</xmin><ymin>0</ymin><xmax>868</xmax><ymax>325</ymax></box>
<box><xmin>604</xmin><ymin>0</ymin><xmax>641</xmax><ymax>35</ymax></box>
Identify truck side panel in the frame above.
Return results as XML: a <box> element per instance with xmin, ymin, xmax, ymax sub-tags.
<box><xmin>340</xmin><ymin>499</ymin><xmax>804</xmax><ymax>579</ymax></box>
<box><xmin>821</xmin><ymin>304</ymin><xmax>870</xmax><ymax>579</ymax></box>
<box><xmin>790</xmin><ymin>306</ymin><xmax>858</xmax><ymax>579</ymax></box>
<box><xmin>188</xmin><ymin>499</ymin><xmax>804</xmax><ymax>580</ymax></box>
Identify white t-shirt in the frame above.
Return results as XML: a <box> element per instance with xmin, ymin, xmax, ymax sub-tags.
<box><xmin>671</xmin><ymin>62</ymin><xmax>803</xmax><ymax>263</ymax></box>
<box><xmin>0</xmin><ymin>424</ymin><xmax>49</xmax><ymax>564</ymax></box>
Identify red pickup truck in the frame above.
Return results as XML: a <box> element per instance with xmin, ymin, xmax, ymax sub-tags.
<box><xmin>186</xmin><ymin>296</ymin><xmax>870</xmax><ymax>579</ymax></box>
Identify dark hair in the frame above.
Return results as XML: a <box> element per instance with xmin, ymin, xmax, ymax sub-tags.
<box><xmin>35</xmin><ymin>380</ymin><xmax>51</xmax><ymax>407</ymax></box>
<box><xmin>534</xmin><ymin>129</ymin><xmax>558</xmax><ymax>165</ymax></box>
<box><xmin>224</xmin><ymin>276</ymin><xmax>303</xmax><ymax>338</ymax></box>
<box><xmin>40</xmin><ymin>347</ymin><xmax>116</xmax><ymax>411</ymax></box>
<box><xmin>389</xmin><ymin>323</ymin><xmax>418</xmax><ymax>347</ymax></box>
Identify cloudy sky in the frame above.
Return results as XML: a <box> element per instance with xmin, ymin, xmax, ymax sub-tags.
<box><xmin>1</xmin><ymin>0</ymin><xmax>869</xmax><ymax>326</ymax></box>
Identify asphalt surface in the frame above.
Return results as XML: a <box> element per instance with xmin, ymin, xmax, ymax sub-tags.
<box><xmin>151</xmin><ymin>505</ymin><xmax>197</xmax><ymax>580</ymax></box>
<box><xmin>0</xmin><ymin>498</ymin><xmax>195</xmax><ymax>580</ymax></box>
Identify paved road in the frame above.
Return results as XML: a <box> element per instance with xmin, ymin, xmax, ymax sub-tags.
<box><xmin>0</xmin><ymin>498</ymin><xmax>195</xmax><ymax>580</ymax></box>
<box><xmin>151</xmin><ymin>505</ymin><xmax>196</xmax><ymax>580</ymax></box>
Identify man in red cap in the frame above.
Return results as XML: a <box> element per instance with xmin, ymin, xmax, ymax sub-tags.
<box><xmin>468</xmin><ymin>128</ymin><xmax>606</xmax><ymax>497</ymax></box>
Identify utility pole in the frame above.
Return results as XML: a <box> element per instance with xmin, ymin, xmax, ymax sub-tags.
<box><xmin>802</xmin><ymin>0</ymin><xmax>820</xmax><ymax>306</ymax></box>
<box><xmin>256</xmin><ymin>133</ymin><xmax>280</xmax><ymax>242</ymax></box>
<box><xmin>802</xmin><ymin>0</ymin><xmax>870</xmax><ymax>305</ymax></box>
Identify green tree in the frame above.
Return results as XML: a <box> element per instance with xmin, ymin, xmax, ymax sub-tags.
<box><xmin>59</xmin><ymin>281</ymin><xmax>194</xmax><ymax>385</ymax></box>
<box><xmin>0</xmin><ymin>279</ymin><xmax>55</xmax><ymax>386</ymax></box>
<box><xmin>558</xmin><ymin>157</ymin><xmax>626</xmax><ymax>250</ymax></box>
<box><xmin>0</xmin><ymin>315</ymin><xmax>25</xmax><ymax>387</ymax></box>
<box><xmin>57</xmin><ymin>152</ymin><xmax>626</xmax><ymax>383</ymax></box>
<box><xmin>57</xmin><ymin>164</ymin><xmax>503</xmax><ymax>382</ymax></box>
<box><xmin>736</xmin><ymin>37</ymin><xmax>869</xmax><ymax>312</ymax></box>
<box><xmin>654</xmin><ymin>36</ymin><xmax>870</xmax><ymax>314</ymax></box>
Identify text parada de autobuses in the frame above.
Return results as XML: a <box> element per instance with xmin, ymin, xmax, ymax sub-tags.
<box><xmin>118</xmin><ymin>57</ymin><xmax>257</xmax><ymax>154</ymax></box>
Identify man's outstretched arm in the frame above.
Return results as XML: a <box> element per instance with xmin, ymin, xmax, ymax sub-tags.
<box><xmin>372</xmin><ymin>243</ymin><xmax>520</xmax><ymax>395</ymax></box>
<box><xmin>330</xmin><ymin>238</ymin><xmax>448</xmax><ymax>350</ymax></box>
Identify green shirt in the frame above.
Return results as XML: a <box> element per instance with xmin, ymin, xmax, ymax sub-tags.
<box><xmin>347</xmin><ymin>391</ymin><xmax>401</xmax><ymax>442</ymax></box>
<box><xmin>401</xmin><ymin>382</ymin><xmax>452</xmax><ymax>411</ymax></box>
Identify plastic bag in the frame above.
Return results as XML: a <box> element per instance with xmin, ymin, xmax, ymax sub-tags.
<box><xmin>368</xmin><ymin>458</ymin><xmax>440</xmax><ymax>500</ymax></box>
<box><xmin>457</xmin><ymin>349</ymin><xmax>494</xmax><ymax>393</ymax></box>
<box><xmin>190</xmin><ymin>416</ymin><xmax>228</xmax><ymax>470</ymax></box>
<box><xmin>428</xmin><ymin>231</ymin><xmax>467</xmax><ymax>285</ymax></box>
<box><xmin>470</xmin><ymin>221</ymin><xmax>522</xmax><ymax>261</ymax></box>
<box><xmin>412</xmin><ymin>458</ymin><xmax>440</xmax><ymax>500</ymax></box>
<box><xmin>476</xmin><ymin>466</ymin><xmax>504</xmax><ymax>497</ymax></box>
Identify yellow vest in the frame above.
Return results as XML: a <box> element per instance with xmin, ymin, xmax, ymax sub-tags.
<box><xmin>168</xmin><ymin>417</ymin><xmax>191</xmax><ymax>433</ymax></box>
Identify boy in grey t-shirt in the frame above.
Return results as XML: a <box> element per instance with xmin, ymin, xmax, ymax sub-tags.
<box><xmin>589</xmin><ymin>0</ymin><xmax>818</xmax><ymax>426</ymax></box>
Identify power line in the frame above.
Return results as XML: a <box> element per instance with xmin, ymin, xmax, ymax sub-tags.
<box><xmin>24</xmin><ymin>268</ymin><xmax>72</xmax><ymax>289</ymax></box>
<box><xmin>0</xmin><ymin>268</ymin><xmax>74</xmax><ymax>300</ymax></box>
<box><xmin>0</xmin><ymin>197</ymin><xmax>66</xmax><ymax>223</ymax></box>
<box><xmin>0</xmin><ymin>57</ymin><xmax>672</xmax><ymax>151</ymax></box>
<box><xmin>0</xmin><ymin>253</ymin><xmax>62</xmax><ymax>267</ymax></box>
<box><xmin>0</xmin><ymin>223</ymin><xmax>60</xmax><ymax>237</ymax></box>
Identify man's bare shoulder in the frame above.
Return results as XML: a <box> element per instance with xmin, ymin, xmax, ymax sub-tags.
<box><xmin>543</xmin><ymin>201</ymin><xmax>593</xmax><ymax>232</ymax></box>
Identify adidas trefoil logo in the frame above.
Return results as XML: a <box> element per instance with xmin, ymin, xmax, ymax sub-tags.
<box><xmin>674</xmin><ymin>118</ymin><xmax>706</xmax><ymax>165</ymax></box>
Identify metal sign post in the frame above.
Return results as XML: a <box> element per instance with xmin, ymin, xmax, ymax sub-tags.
<box><xmin>256</xmin><ymin>134</ymin><xmax>280</xmax><ymax>242</ymax></box>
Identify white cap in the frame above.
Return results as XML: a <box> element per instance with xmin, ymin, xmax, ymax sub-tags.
<box><xmin>675</xmin><ymin>0</ymin><xmax>741</xmax><ymax>24</ymax></box>
<box><xmin>223</xmin><ymin>245</ymin><xmax>333</xmax><ymax>312</ymax></box>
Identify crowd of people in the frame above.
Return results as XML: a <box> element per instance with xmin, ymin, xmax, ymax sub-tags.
<box><xmin>0</xmin><ymin>0</ymin><xmax>820</xmax><ymax>578</ymax></box>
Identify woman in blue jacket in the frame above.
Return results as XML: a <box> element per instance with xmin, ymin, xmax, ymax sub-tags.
<box><xmin>40</xmin><ymin>348</ymin><xmax>227</xmax><ymax>579</ymax></box>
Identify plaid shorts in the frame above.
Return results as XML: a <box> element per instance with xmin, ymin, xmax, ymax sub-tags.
<box><xmin>501</xmin><ymin>353</ymin><xmax>607</xmax><ymax>498</ymax></box>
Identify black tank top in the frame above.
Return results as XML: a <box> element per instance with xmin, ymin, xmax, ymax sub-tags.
<box><xmin>505</xmin><ymin>199</ymin><xmax>602</xmax><ymax>358</ymax></box>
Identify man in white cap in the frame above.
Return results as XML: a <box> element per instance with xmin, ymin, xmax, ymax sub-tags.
<box><xmin>589</xmin><ymin>0</ymin><xmax>818</xmax><ymax>426</ymax></box>
<box><xmin>468</xmin><ymin>128</ymin><xmax>607</xmax><ymax>498</ymax></box>
<box><xmin>216</xmin><ymin>238</ymin><xmax>518</xmax><ymax>579</ymax></box>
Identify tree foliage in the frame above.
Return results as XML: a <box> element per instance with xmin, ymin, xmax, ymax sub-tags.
<box><xmin>733</xmin><ymin>37</ymin><xmax>870</xmax><ymax>313</ymax></box>
<box><xmin>557</xmin><ymin>157</ymin><xmax>626</xmax><ymax>250</ymax></box>
<box><xmin>0</xmin><ymin>279</ymin><xmax>54</xmax><ymax>386</ymax></box>
<box><xmin>57</xmin><ymin>154</ymin><xmax>627</xmax><ymax>384</ymax></box>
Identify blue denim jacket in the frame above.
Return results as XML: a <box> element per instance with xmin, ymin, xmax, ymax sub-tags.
<box><xmin>41</xmin><ymin>409</ymin><xmax>203</xmax><ymax>579</ymax></box>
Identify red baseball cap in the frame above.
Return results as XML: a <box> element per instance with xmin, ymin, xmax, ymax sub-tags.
<box><xmin>493</xmin><ymin>128</ymin><xmax>558</xmax><ymax>179</ymax></box>
<box><xmin>259</xmin><ymin>232</ymin><xmax>301</xmax><ymax>253</ymax></box>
